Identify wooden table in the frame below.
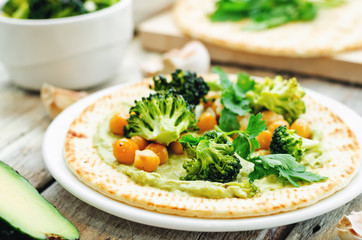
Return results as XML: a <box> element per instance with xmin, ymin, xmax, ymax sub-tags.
<box><xmin>1</xmin><ymin>37</ymin><xmax>361</xmax><ymax>240</ymax></box>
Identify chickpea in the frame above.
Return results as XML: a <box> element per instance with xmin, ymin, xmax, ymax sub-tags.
<box><xmin>134</xmin><ymin>150</ymin><xmax>160</xmax><ymax>172</ymax></box>
<box><xmin>109</xmin><ymin>113</ymin><xmax>129</xmax><ymax>135</ymax></box>
<box><xmin>169</xmin><ymin>141</ymin><xmax>184</xmax><ymax>155</ymax></box>
<box><xmin>258</xmin><ymin>150</ymin><xmax>271</xmax><ymax>156</ymax></box>
<box><xmin>112</xmin><ymin>138</ymin><xmax>139</xmax><ymax>165</ymax></box>
<box><xmin>291</xmin><ymin>119</ymin><xmax>311</xmax><ymax>139</ymax></box>
<box><xmin>268</xmin><ymin>120</ymin><xmax>290</xmax><ymax>134</ymax></box>
<box><xmin>130</xmin><ymin>136</ymin><xmax>148</xmax><ymax>150</ymax></box>
<box><xmin>261</xmin><ymin>110</ymin><xmax>284</xmax><ymax>126</ymax></box>
<box><xmin>237</xmin><ymin>115</ymin><xmax>248</xmax><ymax>131</ymax></box>
<box><xmin>197</xmin><ymin>112</ymin><xmax>217</xmax><ymax>132</ymax></box>
<box><xmin>211</xmin><ymin>99</ymin><xmax>222</xmax><ymax>118</ymax></box>
<box><xmin>146</xmin><ymin>143</ymin><xmax>169</xmax><ymax>165</ymax></box>
<box><xmin>256</xmin><ymin>130</ymin><xmax>272</xmax><ymax>150</ymax></box>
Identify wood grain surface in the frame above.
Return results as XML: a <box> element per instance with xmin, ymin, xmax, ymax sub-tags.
<box><xmin>0</xmin><ymin>37</ymin><xmax>361</xmax><ymax>240</ymax></box>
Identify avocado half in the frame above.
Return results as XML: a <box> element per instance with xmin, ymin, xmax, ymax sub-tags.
<box><xmin>0</xmin><ymin>161</ymin><xmax>79</xmax><ymax>240</ymax></box>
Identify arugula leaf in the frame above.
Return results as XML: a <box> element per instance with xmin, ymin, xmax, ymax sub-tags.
<box><xmin>247</xmin><ymin>154</ymin><xmax>327</xmax><ymax>187</ymax></box>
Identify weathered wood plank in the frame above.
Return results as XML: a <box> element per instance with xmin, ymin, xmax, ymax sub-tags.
<box><xmin>263</xmin><ymin>225</ymin><xmax>295</xmax><ymax>240</ymax></box>
<box><xmin>0</xmin><ymin>83</ymin><xmax>50</xmax><ymax>151</ymax></box>
<box><xmin>0</xmin><ymin>69</ymin><xmax>53</xmax><ymax>188</ymax></box>
<box><xmin>285</xmin><ymin>194</ymin><xmax>362</xmax><ymax>240</ymax></box>
<box><xmin>42</xmin><ymin>183</ymin><xmax>272</xmax><ymax>240</ymax></box>
<box><xmin>0</xmin><ymin>114</ymin><xmax>53</xmax><ymax>189</ymax></box>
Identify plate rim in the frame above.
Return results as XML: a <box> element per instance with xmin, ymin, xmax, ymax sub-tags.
<box><xmin>42</xmin><ymin>81</ymin><xmax>362</xmax><ymax>232</ymax></box>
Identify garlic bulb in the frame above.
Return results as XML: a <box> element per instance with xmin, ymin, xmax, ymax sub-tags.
<box><xmin>41</xmin><ymin>83</ymin><xmax>88</xmax><ymax>119</ymax></box>
<box><xmin>337</xmin><ymin>211</ymin><xmax>362</xmax><ymax>240</ymax></box>
<box><xmin>142</xmin><ymin>41</ymin><xmax>210</xmax><ymax>77</ymax></box>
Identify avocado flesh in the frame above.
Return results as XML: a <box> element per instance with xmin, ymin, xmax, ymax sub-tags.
<box><xmin>0</xmin><ymin>161</ymin><xmax>79</xmax><ymax>240</ymax></box>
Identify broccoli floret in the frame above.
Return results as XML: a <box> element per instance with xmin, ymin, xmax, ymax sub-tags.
<box><xmin>180</xmin><ymin>130</ymin><xmax>242</xmax><ymax>183</ymax></box>
<box><xmin>124</xmin><ymin>92</ymin><xmax>197</xmax><ymax>146</ymax></box>
<box><xmin>270</xmin><ymin>125</ymin><xmax>320</xmax><ymax>160</ymax></box>
<box><xmin>246</xmin><ymin>76</ymin><xmax>305</xmax><ymax>123</ymax></box>
<box><xmin>152</xmin><ymin>69</ymin><xmax>209</xmax><ymax>109</ymax></box>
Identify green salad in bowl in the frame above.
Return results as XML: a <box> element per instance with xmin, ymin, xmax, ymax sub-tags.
<box><xmin>1</xmin><ymin>0</ymin><xmax>119</xmax><ymax>19</ymax></box>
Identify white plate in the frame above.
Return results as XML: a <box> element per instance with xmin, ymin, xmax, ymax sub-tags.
<box><xmin>42</xmin><ymin>83</ymin><xmax>362</xmax><ymax>232</ymax></box>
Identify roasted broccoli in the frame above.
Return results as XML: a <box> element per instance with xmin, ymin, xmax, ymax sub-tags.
<box><xmin>179</xmin><ymin>130</ymin><xmax>242</xmax><ymax>183</ymax></box>
<box><xmin>246</xmin><ymin>76</ymin><xmax>306</xmax><ymax>123</ymax></box>
<box><xmin>124</xmin><ymin>92</ymin><xmax>197</xmax><ymax>146</ymax></box>
<box><xmin>152</xmin><ymin>69</ymin><xmax>209</xmax><ymax>109</ymax></box>
<box><xmin>270</xmin><ymin>125</ymin><xmax>320</xmax><ymax>160</ymax></box>
<box><xmin>1</xmin><ymin>0</ymin><xmax>117</xmax><ymax>19</ymax></box>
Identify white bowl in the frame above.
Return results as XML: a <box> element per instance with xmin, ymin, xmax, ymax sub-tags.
<box><xmin>133</xmin><ymin>0</ymin><xmax>175</xmax><ymax>24</ymax></box>
<box><xmin>0</xmin><ymin>0</ymin><xmax>133</xmax><ymax>90</ymax></box>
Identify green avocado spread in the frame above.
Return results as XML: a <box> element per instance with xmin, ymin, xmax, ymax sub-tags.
<box><xmin>94</xmin><ymin>105</ymin><xmax>329</xmax><ymax>199</ymax></box>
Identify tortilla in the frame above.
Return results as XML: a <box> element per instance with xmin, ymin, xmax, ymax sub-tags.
<box><xmin>64</xmin><ymin>75</ymin><xmax>361</xmax><ymax>218</ymax></box>
<box><xmin>173</xmin><ymin>0</ymin><xmax>362</xmax><ymax>57</ymax></box>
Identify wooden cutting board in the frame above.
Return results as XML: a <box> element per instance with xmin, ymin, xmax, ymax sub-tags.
<box><xmin>138</xmin><ymin>11</ymin><xmax>362</xmax><ymax>85</ymax></box>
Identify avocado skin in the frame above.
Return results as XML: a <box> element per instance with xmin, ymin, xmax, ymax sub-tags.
<box><xmin>0</xmin><ymin>219</ymin><xmax>35</xmax><ymax>240</ymax></box>
<box><xmin>0</xmin><ymin>161</ymin><xmax>80</xmax><ymax>240</ymax></box>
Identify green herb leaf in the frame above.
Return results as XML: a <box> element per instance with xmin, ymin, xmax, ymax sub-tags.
<box><xmin>244</xmin><ymin>113</ymin><xmax>267</xmax><ymax>138</ymax></box>
<box><xmin>313</xmin><ymin>0</ymin><xmax>346</xmax><ymax>8</ymax></box>
<box><xmin>207</xmin><ymin>81</ymin><xmax>224</xmax><ymax>91</ymax></box>
<box><xmin>215</xmin><ymin>69</ymin><xmax>255</xmax><ymax>131</ymax></box>
<box><xmin>232</xmin><ymin>134</ymin><xmax>250</xmax><ymax>159</ymax></box>
<box><xmin>178</xmin><ymin>134</ymin><xmax>204</xmax><ymax>146</ymax></box>
<box><xmin>219</xmin><ymin>109</ymin><xmax>240</xmax><ymax>132</ymax></box>
<box><xmin>212</xmin><ymin>66</ymin><xmax>232</xmax><ymax>89</ymax></box>
<box><xmin>221</xmin><ymin>87</ymin><xmax>250</xmax><ymax>116</ymax></box>
<box><xmin>178</xmin><ymin>134</ymin><xmax>205</xmax><ymax>158</ymax></box>
<box><xmin>209</xmin><ymin>0</ymin><xmax>328</xmax><ymax>30</ymax></box>
<box><xmin>247</xmin><ymin>154</ymin><xmax>328</xmax><ymax>187</ymax></box>
<box><xmin>232</xmin><ymin>113</ymin><xmax>267</xmax><ymax>157</ymax></box>
<box><xmin>235</xmin><ymin>73</ymin><xmax>255</xmax><ymax>97</ymax></box>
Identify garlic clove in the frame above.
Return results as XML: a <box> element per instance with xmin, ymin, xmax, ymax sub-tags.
<box><xmin>163</xmin><ymin>41</ymin><xmax>210</xmax><ymax>73</ymax></box>
<box><xmin>337</xmin><ymin>212</ymin><xmax>362</xmax><ymax>240</ymax></box>
<box><xmin>142</xmin><ymin>41</ymin><xmax>210</xmax><ymax>77</ymax></box>
<box><xmin>141</xmin><ymin>58</ymin><xmax>164</xmax><ymax>77</ymax></box>
<box><xmin>41</xmin><ymin>83</ymin><xmax>88</xmax><ymax>119</ymax></box>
